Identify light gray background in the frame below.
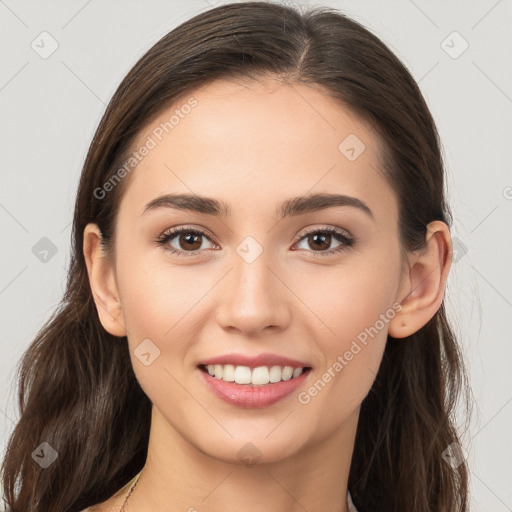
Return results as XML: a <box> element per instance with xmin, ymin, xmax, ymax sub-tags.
<box><xmin>1</xmin><ymin>1</ymin><xmax>511</xmax><ymax>510</ymax></box>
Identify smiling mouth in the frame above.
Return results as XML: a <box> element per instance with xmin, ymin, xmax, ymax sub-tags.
<box><xmin>198</xmin><ymin>364</ymin><xmax>312</xmax><ymax>386</ymax></box>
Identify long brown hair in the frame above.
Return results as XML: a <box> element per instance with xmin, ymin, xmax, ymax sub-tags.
<box><xmin>1</xmin><ymin>2</ymin><xmax>472</xmax><ymax>511</ymax></box>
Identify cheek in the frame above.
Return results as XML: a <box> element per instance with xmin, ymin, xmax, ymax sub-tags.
<box><xmin>115</xmin><ymin>240</ymin><xmax>202</xmax><ymax>337</ymax></box>
<box><xmin>295</xmin><ymin>254</ymin><xmax>399</xmax><ymax>411</ymax></box>
<box><xmin>297</xmin><ymin>254</ymin><xmax>399</xmax><ymax>345</ymax></box>
<box><xmin>114</xmin><ymin>247</ymin><xmax>217</xmax><ymax>394</ymax></box>
<box><xmin>115</xmin><ymin>262</ymin><xmax>196</xmax><ymax>409</ymax></box>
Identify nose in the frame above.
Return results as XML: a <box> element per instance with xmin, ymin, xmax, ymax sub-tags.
<box><xmin>215</xmin><ymin>250</ymin><xmax>291</xmax><ymax>337</ymax></box>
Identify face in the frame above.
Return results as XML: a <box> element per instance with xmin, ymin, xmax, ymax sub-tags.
<box><xmin>104</xmin><ymin>78</ymin><xmax>407</xmax><ymax>464</ymax></box>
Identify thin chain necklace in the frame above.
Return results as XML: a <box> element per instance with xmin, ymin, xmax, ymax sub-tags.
<box><xmin>118</xmin><ymin>471</ymin><xmax>357</xmax><ymax>512</ymax></box>
<box><xmin>120</xmin><ymin>472</ymin><xmax>142</xmax><ymax>511</ymax></box>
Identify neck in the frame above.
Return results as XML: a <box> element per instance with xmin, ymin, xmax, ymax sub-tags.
<box><xmin>127</xmin><ymin>405</ymin><xmax>359</xmax><ymax>512</ymax></box>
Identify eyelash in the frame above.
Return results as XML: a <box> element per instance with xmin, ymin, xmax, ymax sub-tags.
<box><xmin>155</xmin><ymin>225</ymin><xmax>356</xmax><ymax>258</ymax></box>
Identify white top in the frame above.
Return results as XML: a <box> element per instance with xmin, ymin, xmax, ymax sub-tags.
<box><xmin>347</xmin><ymin>489</ymin><xmax>358</xmax><ymax>511</ymax></box>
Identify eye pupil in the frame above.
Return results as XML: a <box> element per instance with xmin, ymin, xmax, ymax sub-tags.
<box><xmin>181</xmin><ymin>232</ymin><xmax>201</xmax><ymax>250</ymax></box>
<box><xmin>159</xmin><ymin>226</ymin><xmax>351</xmax><ymax>258</ymax></box>
<box><xmin>309</xmin><ymin>233</ymin><xmax>330</xmax><ymax>250</ymax></box>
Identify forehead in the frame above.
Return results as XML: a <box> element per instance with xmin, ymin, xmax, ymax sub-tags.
<box><xmin>117</xmin><ymin>78</ymin><xmax>397</xmax><ymax>224</ymax></box>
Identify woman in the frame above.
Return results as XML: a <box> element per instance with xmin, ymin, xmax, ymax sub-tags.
<box><xmin>1</xmin><ymin>2</ymin><xmax>471</xmax><ymax>511</ymax></box>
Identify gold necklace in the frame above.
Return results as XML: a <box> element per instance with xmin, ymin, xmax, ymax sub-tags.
<box><xmin>120</xmin><ymin>472</ymin><xmax>142</xmax><ymax>511</ymax></box>
<box><xmin>119</xmin><ymin>472</ymin><xmax>356</xmax><ymax>511</ymax></box>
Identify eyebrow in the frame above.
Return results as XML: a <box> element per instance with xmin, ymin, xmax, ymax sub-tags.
<box><xmin>141</xmin><ymin>192</ymin><xmax>374</xmax><ymax>220</ymax></box>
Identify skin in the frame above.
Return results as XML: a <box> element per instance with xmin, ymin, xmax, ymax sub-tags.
<box><xmin>83</xmin><ymin>77</ymin><xmax>452</xmax><ymax>512</ymax></box>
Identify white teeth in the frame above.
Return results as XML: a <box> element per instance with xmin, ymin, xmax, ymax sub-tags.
<box><xmin>281</xmin><ymin>366</ymin><xmax>293</xmax><ymax>381</ymax></box>
<box><xmin>204</xmin><ymin>364</ymin><xmax>308</xmax><ymax>385</ymax></box>
<box><xmin>234</xmin><ymin>366</ymin><xmax>252</xmax><ymax>384</ymax></box>
<box><xmin>292</xmin><ymin>368</ymin><xmax>303</xmax><ymax>378</ymax></box>
<box><xmin>222</xmin><ymin>364</ymin><xmax>235</xmax><ymax>381</ymax></box>
<box><xmin>251</xmin><ymin>366</ymin><xmax>269</xmax><ymax>385</ymax></box>
<box><xmin>269</xmin><ymin>365</ymin><xmax>282</xmax><ymax>383</ymax></box>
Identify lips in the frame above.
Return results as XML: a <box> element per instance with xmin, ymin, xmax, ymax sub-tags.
<box><xmin>197</xmin><ymin>352</ymin><xmax>312</xmax><ymax>369</ymax></box>
<box><xmin>198</xmin><ymin>366</ymin><xmax>312</xmax><ymax>408</ymax></box>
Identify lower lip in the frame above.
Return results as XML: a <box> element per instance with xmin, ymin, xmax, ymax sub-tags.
<box><xmin>198</xmin><ymin>367</ymin><xmax>311</xmax><ymax>408</ymax></box>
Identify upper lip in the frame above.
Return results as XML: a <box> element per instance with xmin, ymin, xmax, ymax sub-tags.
<box><xmin>198</xmin><ymin>352</ymin><xmax>312</xmax><ymax>369</ymax></box>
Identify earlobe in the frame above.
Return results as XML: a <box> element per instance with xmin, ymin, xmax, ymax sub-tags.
<box><xmin>83</xmin><ymin>223</ymin><xmax>127</xmax><ymax>337</ymax></box>
<box><xmin>388</xmin><ymin>221</ymin><xmax>452</xmax><ymax>339</ymax></box>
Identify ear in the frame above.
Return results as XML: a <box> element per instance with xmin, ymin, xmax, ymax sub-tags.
<box><xmin>83</xmin><ymin>223</ymin><xmax>127</xmax><ymax>337</ymax></box>
<box><xmin>388</xmin><ymin>220</ymin><xmax>452</xmax><ymax>338</ymax></box>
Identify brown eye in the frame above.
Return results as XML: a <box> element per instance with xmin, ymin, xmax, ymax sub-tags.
<box><xmin>293</xmin><ymin>227</ymin><xmax>354</xmax><ymax>256</ymax></box>
<box><xmin>306</xmin><ymin>232</ymin><xmax>331</xmax><ymax>251</ymax></box>
<box><xmin>156</xmin><ymin>227</ymin><xmax>216</xmax><ymax>257</ymax></box>
<box><xmin>176</xmin><ymin>232</ymin><xmax>203</xmax><ymax>251</ymax></box>
<box><xmin>156</xmin><ymin>226</ymin><xmax>355</xmax><ymax>258</ymax></box>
